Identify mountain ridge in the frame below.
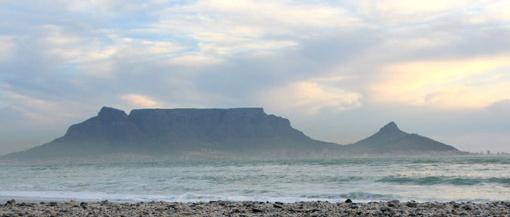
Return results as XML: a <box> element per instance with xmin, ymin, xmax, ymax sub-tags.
<box><xmin>5</xmin><ymin>106</ymin><xmax>339</xmax><ymax>159</ymax></box>
<box><xmin>3</xmin><ymin>106</ymin><xmax>463</xmax><ymax>160</ymax></box>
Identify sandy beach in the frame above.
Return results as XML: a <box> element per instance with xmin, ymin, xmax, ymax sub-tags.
<box><xmin>1</xmin><ymin>200</ymin><xmax>509</xmax><ymax>216</ymax></box>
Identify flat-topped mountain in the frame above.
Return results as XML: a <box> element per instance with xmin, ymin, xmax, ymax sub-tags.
<box><xmin>3</xmin><ymin>107</ymin><xmax>462</xmax><ymax>160</ymax></box>
<box><xmin>345</xmin><ymin>122</ymin><xmax>460</xmax><ymax>154</ymax></box>
<box><xmin>4</xmin><ymin>107</ymin><xmax>339</xmax><ymax>159</ymax></box>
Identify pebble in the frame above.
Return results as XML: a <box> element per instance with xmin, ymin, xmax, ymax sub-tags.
<box><xmin>406</xmin><ymin>200</ymin><xmax>418</xmax><ymax>208</ymax></box>
<box><xmin>273</xmin><ymin>204</ymin><xmax>283</xmax><ymax>209</ymax></box>
<box><xmin>0</xmin><ymin>200</ymin><xmax>509</xmax><ymax>216</ymax></box>
<box><xmin>388</xmin><ymin>200</ymin><xmax>400</xmax><ymax>207</ymax></box>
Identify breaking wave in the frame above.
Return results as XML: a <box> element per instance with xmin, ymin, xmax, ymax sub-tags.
<box><xmin>377</xmin><ymin>176</ymin><xmax>510</xmax><ymax>186</ymax></box>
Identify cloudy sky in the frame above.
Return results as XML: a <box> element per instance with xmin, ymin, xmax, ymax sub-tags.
<box><xmin>1</xmin><ymin>0</ymin><xmax>509</xmax><ymax>154</ymax></box>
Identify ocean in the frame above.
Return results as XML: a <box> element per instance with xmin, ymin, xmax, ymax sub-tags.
<box><xmin>1</xmin><ymin>155</ymin><xmax>509</xmax><ymax>203</ymax></box>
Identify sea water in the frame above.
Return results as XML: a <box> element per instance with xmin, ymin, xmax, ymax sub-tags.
<box><xmin>1</xmin><ymin>155</ymin><xmax>509</xmax><ymax>202</ymax></box>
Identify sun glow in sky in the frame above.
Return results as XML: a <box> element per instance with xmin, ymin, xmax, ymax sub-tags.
<box><xmin>373</xmin><ymin>56</ymin><xmax>510</xmax><ymax>109</ymax></box>
<box><xmin>0</xmin><ymin>0</ymin><xmax>509</xmax><ymax>154</ymax></box>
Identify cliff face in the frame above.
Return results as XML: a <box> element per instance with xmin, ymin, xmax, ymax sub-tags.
<box><xmin>128</xmin><ymin>108</ymin><xmax>306</xmax><ymax>142</ymax></box>
<box><xmin>345</xmin><ymin>122</ymin><xmax>460</xmax><ymax>154</ymax></box>
<box><xmin>63</xmin><ymin>107</ymin><xmax>142</xmax><ymax>143</ymax></box>
<box><xmin>6</xmin><ymin>107</ymin><xmax>338</xmax><ymax>159</ymax></box>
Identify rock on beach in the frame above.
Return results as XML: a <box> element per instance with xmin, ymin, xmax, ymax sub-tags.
<box><xmin>1</xmin><ymin>200</ymin><xmax>510</xmax><ymax>217</ymax></box>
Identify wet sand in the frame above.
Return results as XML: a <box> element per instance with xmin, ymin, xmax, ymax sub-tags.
<box><xmin>1</xmin><ymin>199</ymin><xmax>510</xmax><ymax>216</ymax></box>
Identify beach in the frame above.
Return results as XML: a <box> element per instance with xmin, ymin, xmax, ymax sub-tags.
<box><xmin>1</xmin><ymin>200</ymin><xmax>510</xmax><ymax>217</ymax></box>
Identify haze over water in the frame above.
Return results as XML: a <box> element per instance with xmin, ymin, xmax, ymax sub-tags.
<box><xmin>1</xmin><ymin>155</ymin><xmax>509</xmax><ymax>203</ymax></box>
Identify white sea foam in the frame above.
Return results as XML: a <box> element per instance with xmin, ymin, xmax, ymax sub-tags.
<box><xmin>0</xmin><ymin>191</ymin><xmax>383</xmax><ymax>203</ymax></box>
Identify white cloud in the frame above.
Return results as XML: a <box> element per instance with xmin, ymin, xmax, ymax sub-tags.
<box><xmin>39</xmin><ymin>25</ymin><xmax>117</xmax><ymax>77</ymax></box>
<box><xmin>167</xmin><ymin>54</ymin><xmax>223</xmax><ymax>66</ymax></box>
<box><xmin>2</xmin><ymin>0</ymin><xmax>510</xmax><ymax>152</ymax></box>
<box><xmin>41</xmin><ymin>25</ymin><xmax>183</xmax><ymax>62</ymax></box>
<box><xmin>357</xmin><ymin>0</ymin><xmax>474</xmax><ymax>23</ymax></box>
<box><xmin>197</xmin><ymin>0</ymin><xmax>357</xmax><ymax>28</ymax></box>
<box><xmin>463</xmin><ymin>1</ymin><xmax>510</xmax><ymax>24</ymax></box>
<box><xmin>146</xmin><ymin>0</ymin><xmax>360</xmax><ymax>62</ymax></box>
<box><xmin>121</xmin><ymin>94</ymin><xmax>162</xmax><ymax>108</ymax></box>
<box><xmin>38</xmin><ymin>25</ymin><xmax>184</xmax><ymax>77</ymax></box>
<box><xmin>260</xmin><ymin>80</ymin><xmax>362</xmax><ymax>115</ymax></box>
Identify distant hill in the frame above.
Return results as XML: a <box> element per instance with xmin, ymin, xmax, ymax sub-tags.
<box><xmin>3</xmin><ymin>107</ymin><xmax>462</xmax><ymax>160</ymax></box>
<box><xmin>344</xmin><ymin>122</ymin><xmax>460</xmax><ymax>154</ymax></box>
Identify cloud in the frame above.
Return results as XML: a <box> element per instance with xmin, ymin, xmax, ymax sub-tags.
<box><xmin>0</xmin><ymin>36</ymin><xmax>14</xmax><ymax>61</ymax></box>
<box><xmin>167</xmin><ymin>54</ymin><xmax>223</xmax><ymax>66</ymax></box>
<box><xmin>371</xmin><ymin>55</ymin><xmax>510</xmax><ymax>109</ymax></box>
<box><xmin>0</xmin><ymin>88</ymin><xmax>89</xmax><ymax>124</ymax></box>
<box><xmin>197</xmin><ymin>0</ymin><xmax>358</xmax><ymax>28</ymax></box>
<box><xmin>357</xmin><ymin>0</ymin><xmax>473</xmax><ymax>23</ymax></box>
<box><xmin>1</xmin><ymin>0</ymin><xmax>510</xmax><ymax>153</ymax></box>
<box><xmin>121</xmin><ymin>94</ymin><xmax>162</xmax><ymax>108</ymax></box>
<box><xmin>145</xmin><ymin>0</ymin><xmax>360</xmax><ymax>62</ymax></box>
<box><xmin>38</xmin><ymin>25</ymin><xmax>184</xmax><ymax>77</ymax></box>
<box><xmin>464</xmin><ymin>1</ymin><xmax>510</xmax><ymax>24</ymax></box>
<box><xmin>260</xmin><ymin>80</ymin><xmax>362</xmax><ymax>115</ymax></box>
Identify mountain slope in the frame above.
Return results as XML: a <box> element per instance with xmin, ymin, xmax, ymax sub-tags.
<box><xmin>4</xmin><ymin>107</ymin><xmax>339</xmax><ymax>159</ymax></box>
<box><xmin>345</xmin><ymin>122</ymin><xmax>460</xmax><ymax>154</ymax></box>
<box><xmin>3</xmin><ymin>108</ymin><xmax>464</xmax><ymax>160</ymax></box>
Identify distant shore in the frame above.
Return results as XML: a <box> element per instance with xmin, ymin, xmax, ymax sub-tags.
<box><xmin>1</xmin><ymin>200</ymin><xmax>509</xmax><ymax>216</ymax></box>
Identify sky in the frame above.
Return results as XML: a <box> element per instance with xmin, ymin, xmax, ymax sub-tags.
<box><xmin>0</xmin><ymin>0</ymin><xmax>509</xmax><ymax>155</ymax></box>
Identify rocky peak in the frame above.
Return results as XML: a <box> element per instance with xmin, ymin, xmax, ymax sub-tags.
<box><xmin>378</xmin><ymin>122</ymin><xmax>403</xmax><ymax>135</ymax></box>
<box><xmin>347</xmin><ymin>121</ymin><xmax>460</xmax><ymax>154</ymax></box>
<box><xmin>97</xmin><ymin>106</ymin><xmax>128</xmax><ymax>122</ymax></box>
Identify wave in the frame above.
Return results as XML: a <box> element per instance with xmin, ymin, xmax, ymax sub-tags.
<box><xmin>303</xmin><ymin>192</ymin><xmax>398</xmax><ymax>201</ymax></box>
<box><xmin>378</xmin><ymin>176</ymin><xmax>510</xmax><ymax>186</ymax></box>
<box><xmin>0</xmin><ymin>191</ymin><xmax>398</xmax><ymax>203</ymax></box>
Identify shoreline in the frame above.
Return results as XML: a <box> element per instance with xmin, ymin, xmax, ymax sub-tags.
<box><xmin>1</xmin><ymin>200</ymin><xmax>509</xmax><ymax>216</ymax></box>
